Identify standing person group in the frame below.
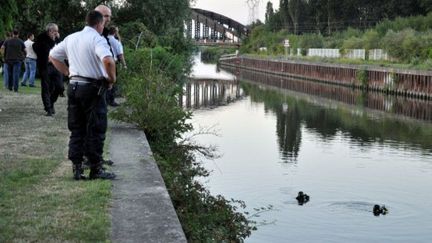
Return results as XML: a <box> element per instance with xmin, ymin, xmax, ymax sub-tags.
<box><xmin>2</xmin><ymin>5</ymin><xmax>121</xmax><ymax>180</ymax></box>
<box><xmin>33</xmin><ymin>23</ymin><xmax>64</xmax><ymax>116</ymax></box>
<box><xmin>49</xmin><ymin>6</ymin><xmax>117</xmax><ymax>180</ymax></box>
<box><xmin>1</xmin><ymin>30</ymin><xmax>26</xmax><ymax>92</ymax></box>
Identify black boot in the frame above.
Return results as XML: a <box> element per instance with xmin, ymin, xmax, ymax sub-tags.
<box><xmin>73</xmin><ymin>164</ymin><xmax>86</xmax><ymax>180</ymax></box>
<box><xmin>89</xmin><ymin>167</ymin><xmax>116</xmax><ymax>180</ymax></box>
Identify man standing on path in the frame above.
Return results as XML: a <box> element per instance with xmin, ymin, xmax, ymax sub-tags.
<box><xmin>21</xmin><ymin>33</ymin><xmax>37</xmax><ymax>87</ymax></box>
<box><xmin>1</xmin><ymin>29</ymin><xmax>25</xmax><ymax>92</ymax></box>
<box><xmin>49</xmin><ymin>10</ymin><xmax>116</xmax><ymax>180</ymax></box>
<box><xmin>33</xmin><ymin>23</ymin><xmax>64</xmax><ymax>116</ymax></box>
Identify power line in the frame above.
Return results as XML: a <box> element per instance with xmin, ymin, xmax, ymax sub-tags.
<box><xmin>246</xmin><ymin>0</ymin><xmax>261</xmax><ymax>24</ymax></box>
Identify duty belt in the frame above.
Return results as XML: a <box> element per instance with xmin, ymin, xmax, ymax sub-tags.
<box><xmin>70</xmin><ymin>76</ymin><xmax>104</xmax><ymax>85</ymax></box>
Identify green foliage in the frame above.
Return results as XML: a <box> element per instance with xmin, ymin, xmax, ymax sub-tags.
<box><xmin>112</xmin><ymin>47</ymin><xmax>190</xmax><ymax>146</ymax></box>
<box><xmin>356</xmin><ymin>68</ymin><xmax>369</xmax><ymax>88</ymax></box>
<box><xmin>342</xmin><ymin>36</ymin><xmax>364</xmax><ymax>49</ymax></box>
<box><xmin>0</xmin><ymin>0</ymin><xmax>18</xmax><ymax>37</ymax></box>
<box><xmin>117</xmin><ymin>0</ymin><xmax>190</xmax><ymax>36</ymax></box>
<box><xmin>380</xmin><ymin>29</ymin><xmax>432</xmax><ymax>62</ymax></box>
<box><xmin>240</xmin><ymin>26</ymin><xmax>300</xmax><ymax>55</ymax></box>
<box><xmin>119</xmin><ymin>21</ymin><xmax>157</xmax><ymax>49</ymax></box>
<box><xmin>362</xmin><ymin>30</ymin><xmax>380</xmax><ymax>50</ymax></box>
<box><xmin>299</xmin><ymin>33</ymin><xmax>324</xmax><ymax>49</ymax></box>
<box><xmin>243</xmin><ymin>10</ymin><xmax>432</xmax><ymax>65</ymax></box>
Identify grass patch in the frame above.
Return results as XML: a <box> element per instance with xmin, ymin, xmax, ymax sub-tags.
<box><xmin>0</xmin><ymin>87</ymin><xmax>112</xmax><ymax>242</ymax></box>
<box><xmin>0</xmin><ymin>76</ymin><xmax>42</xmax><ymax>95</ymax></box>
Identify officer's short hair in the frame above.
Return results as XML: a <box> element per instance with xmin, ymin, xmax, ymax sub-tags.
<box><xmin>45</xmin><ymin>23</ymin><xmax>58</xmax><ymax>32</ymax></box>
<box><xmin>86</xmin><ymin>10</ymin><xmax>104</xmax><ymax>27</ymax></box>
<box><xmin>12</xmin><ymin>29</ymin><xmax>19</xmax><ymax>36</ymax></box>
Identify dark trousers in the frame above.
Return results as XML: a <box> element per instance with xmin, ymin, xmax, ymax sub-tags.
<box><xmin>67</xmin><ymin>82</ymin><xmax>107</xmax><ymax>168</ymax></box>
<box><xmin>106</xmin><ymin>65</ymin><xmax>118</xmax><ymax>104</ymax></box>
<box><xmin>40</xmin><ymin>64</ymin><xmax>64</xmax><ymax>112</ymax></box>
<box><xmin>6</xmin><ymin>61</ymin><xmax>22</xmax><ymax>91</ymax></box>
<box><xmin>106</xmin><ymin>84</ymin><xmax>117</xmax><ymax>104</ymax></box>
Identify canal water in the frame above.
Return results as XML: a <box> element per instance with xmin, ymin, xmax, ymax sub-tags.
<box><xmin>187</xmin><ymin>54</ymin><xmax>432</xmax><ymax>242</ymax></box>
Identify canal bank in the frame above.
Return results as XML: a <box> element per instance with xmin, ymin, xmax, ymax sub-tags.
<box><xmin>220</xmin><ymin>55</ymin><xmax>432</xmax><ymax>99</ymax></box>
<box><xmin>110</xmin><ymin>122</ymin><xmax>186</xmax><ymax>242</ymax></box>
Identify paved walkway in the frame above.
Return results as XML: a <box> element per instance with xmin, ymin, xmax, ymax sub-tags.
<box><xmin>109</xmin><ymin>122</ymin><xmax>187</xmax><ymax>243</ymax></box>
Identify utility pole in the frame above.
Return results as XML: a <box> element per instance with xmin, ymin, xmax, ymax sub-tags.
<box><xmin>246</xmin><ymin>0</ymin><xmax>261</xmax><ymax>24</ymax></box>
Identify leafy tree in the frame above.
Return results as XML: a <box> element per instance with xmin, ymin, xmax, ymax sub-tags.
<box><xmin>265</xmin><ymin>1</ymin><xmax>274</xmax><ymax>24</ymax></box>
<box><xmin>0</xmin><ymin>0</ymin><xmax>31</xmax><ymax>37</ymax></box>
<box><xmin>287</xmin><ymin>0</ymin><xmax>304</xmax><ymax>34</ymax></box>
<box><xmin>279</xmin><ymin>0</ymin><xmax>292</xmax><ymax>31</ymax></box>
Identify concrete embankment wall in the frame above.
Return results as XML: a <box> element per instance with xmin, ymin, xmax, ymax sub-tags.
<box><xmin>220</xmin><ymin>56</ymin><xmax>432</xmax><ymax>100</ymax></box>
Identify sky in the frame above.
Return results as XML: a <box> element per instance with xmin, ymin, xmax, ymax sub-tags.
<box><xmin>192</xmin><ymin>0</ymin><xmax>280</xmax><ymax>25</ymax></box>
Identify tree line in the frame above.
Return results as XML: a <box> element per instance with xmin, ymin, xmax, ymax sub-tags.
<box><xmin>1</xmin><ymin>0</ymin><xmax>192</xmax><ymax>54</ymax></box>
<box><xmin>265</xmin><ymin>0</ymin><xmax>432</xmax><ymax>35</ymax></box>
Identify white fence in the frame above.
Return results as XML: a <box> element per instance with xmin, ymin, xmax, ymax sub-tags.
<box><xmin>308</xmin><ymin>48</ymin><xmax>340</xmax><ymax>58</ymax></box>
<box><xmin>306</xmin><ymin>48</ymin><xmax>388</xmax><ymax>60</ymax></box>
<box><xmin>345</xmin><ymin>49</ymin><xmax>366</xmax><ymax>59</ymax></box>
<box><xmin>369</xmin><ymin>49</ymin><xmax>389</xmax><ymax>60</ymax></box>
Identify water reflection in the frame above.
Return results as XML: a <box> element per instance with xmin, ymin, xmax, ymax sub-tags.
<box><xmin>242</xmin><ymin>81</ymin><xmax>432</xmax><ymax>155</ymax></box>
<box><xmin>275</xmin><ymin>102</ymin><xmax>301</xmax><ymax>162</ymax></box>
<box><xmin>189</xmin><ymin>52</ymin><xmax>235</xmax><ymax>80</ymax></box>
<box><xmin>224</xmin><ymin>66</ymin><xmax>432</xmax><ymax>122</ymax></box>
<box><xmin>180</xmin><ymin>78</ymin><xmax>244</xmax><ymax>109</ymax></box>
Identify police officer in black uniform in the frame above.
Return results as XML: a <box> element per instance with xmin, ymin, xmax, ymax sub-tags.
<box><xmin>49</xmin><ymin>10</ymin><xmax>116</xmax><ymax>180</ymax></box>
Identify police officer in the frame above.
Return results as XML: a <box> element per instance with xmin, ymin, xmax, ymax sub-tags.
<box><xmin>49</xmin><ymin>10</ymin><xmax>116</xmax><ymax>180</ymax></box>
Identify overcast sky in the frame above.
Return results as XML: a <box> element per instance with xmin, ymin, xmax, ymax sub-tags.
<box><xmin>192</xmin><ymin>0</ymin><xmax>280</xmax><ymax>25</ymax></box>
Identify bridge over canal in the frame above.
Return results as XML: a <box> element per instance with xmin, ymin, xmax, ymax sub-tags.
<box><xmin>188</xmin><ymin>8</ymin><xmax>249</xmax><ymax>46</ymax></box>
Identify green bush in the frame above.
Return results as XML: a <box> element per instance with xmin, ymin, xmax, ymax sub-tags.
<box><xmin>356</xmin><ymin>68</ymin><xmax>369</xmax><ymax>88</ymax></box>
<box><xmin>299</xmin><ymin>33</ymin><xmax>324</xmax><ymax>49</ymax></box>
<box><xmin>363</xmin><ymin>30</ymin><xmax>380</xmax><ymax>50</ymax></box>
<box><xmin>342</xmin><ymin>36</ymin><xmax>364</xmax><ymax>49</ymax></box>
<box><xmin>120</xmin><ymin>21</ymin><xmax>157</xmax><ymax>49</ymax></box>
<box><xmin>114</xmin><ymin>47</ymin><xmax>190</xmax><ymax>146</ymax></box>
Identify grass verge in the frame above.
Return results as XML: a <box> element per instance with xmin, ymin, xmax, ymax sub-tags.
<box><xmin>0</xmin><ymin>82</ymin><xmax>112</xmax><ymax>242</ymax></box>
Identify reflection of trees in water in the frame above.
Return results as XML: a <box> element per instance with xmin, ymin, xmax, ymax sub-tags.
<box><xmin>242</xmin><ymin>82</ymin><xmax>432</xmax><ymax>157</ymax></box>
<box><xmin>275</xmin><ymin>103</ymin><xmax>301</xmax><ymax>163</ymax></box>
<box><xmin>225</xmin><ymin>66</ymin><xmax>432</xmax><ymax>122</ymax></box>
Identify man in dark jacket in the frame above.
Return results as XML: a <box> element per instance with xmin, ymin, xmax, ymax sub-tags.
<box><xmin>1</xmin><ymin>29</ymin><xmax>25</xmax><ymax>92</ymax></box>
<box><xmin>33</xmin><ymin>23</ymin><xmax>64</xmax><ymax>116</ymax></box>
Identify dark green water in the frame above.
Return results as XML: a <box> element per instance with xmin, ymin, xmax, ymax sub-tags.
<box><xmin>188</xmin><ymin>56</ymin><xmax>432</xmax><ymax>242</ymax></box>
